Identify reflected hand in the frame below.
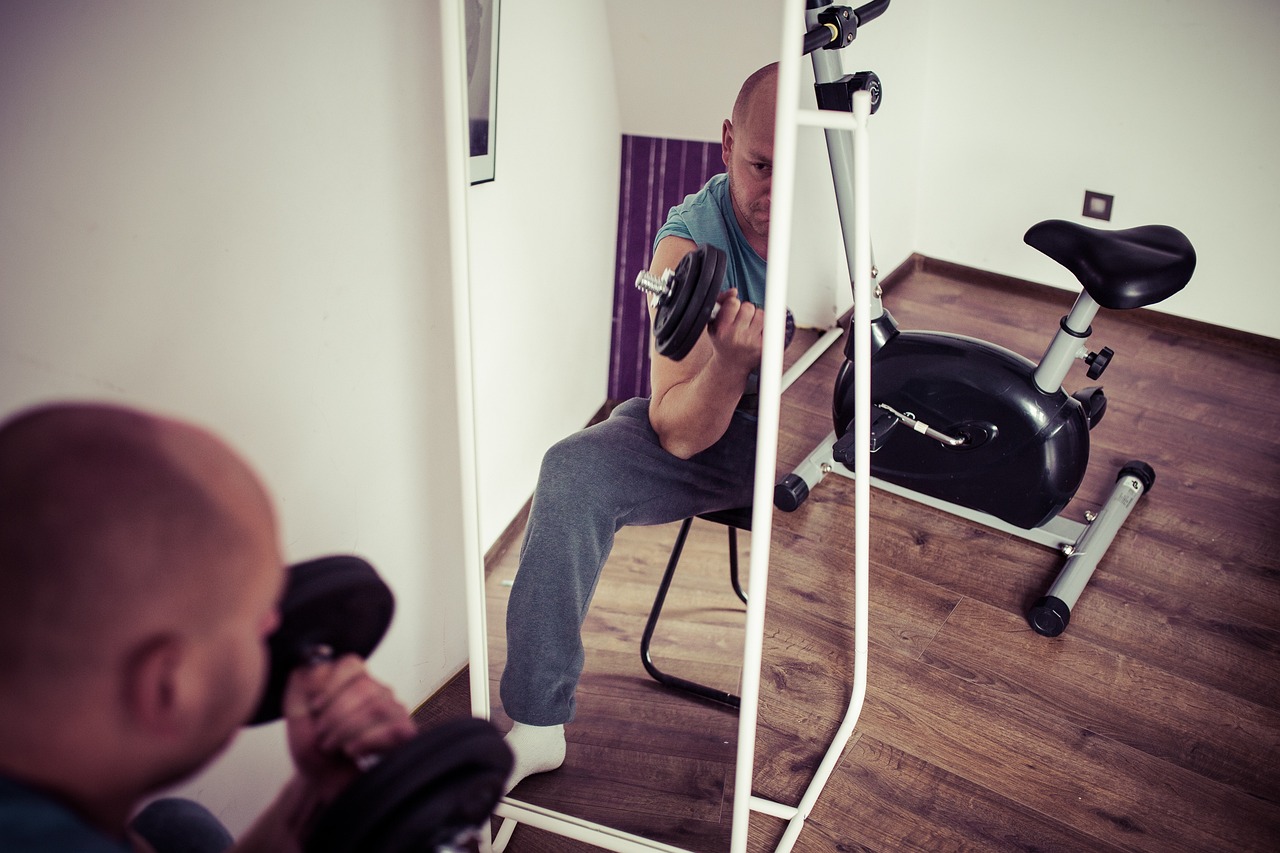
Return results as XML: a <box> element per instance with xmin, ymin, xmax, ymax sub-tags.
<box><xmin>707</xmin><ymin>288</ymin><xmax>764</xmax><ymax>373</ymax></box>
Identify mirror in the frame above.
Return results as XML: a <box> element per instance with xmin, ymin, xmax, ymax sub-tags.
<box><xmin>457</xmin><ymin>1</ymin><xmax>856</xmax><ymax>849</ymax></box>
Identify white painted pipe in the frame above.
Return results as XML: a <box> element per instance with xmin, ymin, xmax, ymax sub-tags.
<box><xmin>730</xmin><ymin>0</ymin><xmax>807</xmax><ymax>849</ymax></box>
<box><xmin>774</xmin><ymin>87</ymin><xmax>874</xmax><ymax>853</ymax></box>
<box><xmin>439</xmin><ymin>0</ymin><xmax>490</xmax><ymax>723</ymax></box>
<box><xmin>493</xmin><ymin>802</ymin><xmax>694</xmax><ymax>853</ymax></box>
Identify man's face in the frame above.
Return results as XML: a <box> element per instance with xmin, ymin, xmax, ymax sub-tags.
<box><xmin>150</xmin><ymin>530</ymin><xmax>284</xmax><ymax>792</ymax></box>
<box><xmin>722</xmin><ymin>90</ymin><xmax>776</xmax><ymax>257</ymax></box>
<box><xmin>210</xmin><ymin>543</ymin><xmax>284</xmax><ymax>733</ymax></box>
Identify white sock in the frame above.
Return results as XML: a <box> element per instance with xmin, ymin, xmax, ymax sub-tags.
<box><xmin>503</xmin><ymin>722</ymin><xmax>566</xmax><ymax>794</ymax></box>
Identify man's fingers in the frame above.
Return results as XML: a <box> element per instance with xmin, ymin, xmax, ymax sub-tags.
<box><xmin>284</xmin><ymin>654</ymin><xmax>366</xmax><ymax>720</ymax></box>
<box><xmin>298</xmin><ymin>668</ymin><xmax>416</xmax><ymax>761</ymax></box>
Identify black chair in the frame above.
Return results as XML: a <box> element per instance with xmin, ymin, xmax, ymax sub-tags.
<box><xmin>640</xmin><ymin>506</ymin><xmax>752</xmax><ymax>709</ymax></box>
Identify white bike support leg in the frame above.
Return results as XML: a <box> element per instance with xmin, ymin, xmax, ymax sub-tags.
<box><xmin>784</xmin><ymin>431</ymin><xmax>1156</xmax><ymax>639</ymax></box>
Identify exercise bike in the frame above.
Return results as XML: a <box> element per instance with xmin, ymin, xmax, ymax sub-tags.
<box><xmin>637</xmin><ymin>3</ymin><xmax>1195</xmax><ymax>633</ymax></box>
<box><xmin>773</xmin><ymin>0</ymin><xmax>1197</xmax><ymax>636</ymax></box>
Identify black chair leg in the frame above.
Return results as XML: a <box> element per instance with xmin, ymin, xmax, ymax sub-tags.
<box><xmin>728</xmin><ymin>527</ymin><xmax>747</xmax><ymax>605</ymax></box>
<box><xmin>640</xmin><ymin>517</ymin><xmax>742</xmax><ymax>709</ymax></box>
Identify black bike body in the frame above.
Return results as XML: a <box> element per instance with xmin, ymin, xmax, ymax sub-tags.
<box><xmin>832</xmin><ymin>311</ymin><xmax>1091</xmax><ymax>530</ymax></box>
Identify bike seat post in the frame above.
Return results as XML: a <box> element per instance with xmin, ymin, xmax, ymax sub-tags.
<box><xmin>1032</xmin><ymin>290</ymin><xmax>1101</xmax><ymax>393</ymax></box>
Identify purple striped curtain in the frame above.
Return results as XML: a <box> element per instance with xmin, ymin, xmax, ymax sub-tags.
<box><xmin>609</xmin><ymin>134</ymin><xmax>723</xmax><ymax>401</ymax></box>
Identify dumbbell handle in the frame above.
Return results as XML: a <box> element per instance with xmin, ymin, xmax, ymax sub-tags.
<box><xmin>634</xmin><ymin>269</ymin><xmax>674</xmax><ymax>302</ymax></box>
<box><xmin>300</xmin><ymin>642</ymin><xmax>381</xmax><ymax>771</ymax></box>
<box><xmin>635</xmin><ymin>269</ymin><xmax>721</xmax><ymax>320</ymax></box>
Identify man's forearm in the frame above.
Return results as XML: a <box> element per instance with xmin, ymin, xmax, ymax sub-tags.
<box><xmin>650</xmin><ymin>354</ymin><xmax>751</xmax><ymax>459</ymax></box>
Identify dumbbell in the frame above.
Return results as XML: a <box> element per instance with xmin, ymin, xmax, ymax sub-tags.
<box><xmin>634</xmin><ymin>243</ymin><xmax>727</xmax><ymax>361</ymax></box>
<box><xmin>249</xmin><ymin>555</ymin><xmax>512</xmax><ymax>853</ymax></box>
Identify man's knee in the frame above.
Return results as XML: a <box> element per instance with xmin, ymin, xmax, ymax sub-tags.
<box><xmin>539</xmin><ymin>425</ymin><xmax>632</xmax><ymax>490</ymax></box>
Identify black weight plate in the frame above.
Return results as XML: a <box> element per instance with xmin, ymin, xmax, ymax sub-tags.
<box><xmin>660</xmin><ymin>244</ymin><xmax>726</xmax><ymax>361</ymax></box>
<box><xmin>686</xmin><ymin>245</ymin><xmax>725</xmax><ymax>355</ymax></box>
<box><xmin>653</xmin><ymin>249</ymin><xmax>701</xmax><ymax>355</ymax></box>
<box><xmin>305</xmin><ymin>717</ymin><xmax>512</xmax><ymax>853</ymax></box>
<box><xmin>248</xmin><ymin>555</ymin><xmax>394</xmax><ymax>726</ymax></box>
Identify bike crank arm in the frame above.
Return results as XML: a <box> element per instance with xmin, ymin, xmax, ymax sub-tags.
<box><xmin>876</xmin><ymin>403</ymin><xmax>968</xmax><ymax>448</ymax></box>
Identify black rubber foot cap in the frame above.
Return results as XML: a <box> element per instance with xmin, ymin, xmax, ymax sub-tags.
<box><xmin>774</xmin><ymin>474</ymin><xmax>809</xmax><ymax>512</ymax></box>
<box><xmin>1029</xmin><ymin>595</ymin><xmax>1071</xmax><ymax>637</ymax></box>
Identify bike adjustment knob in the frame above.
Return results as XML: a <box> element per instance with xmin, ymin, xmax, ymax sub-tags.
<box><xmin>1085</xmin><ymin>346</ymin><xmax>1114</xmax><ymax>379</ymax></box>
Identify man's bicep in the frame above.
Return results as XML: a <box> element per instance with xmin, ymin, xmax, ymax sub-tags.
<box><xmin>649</xmin><ymin>235</ymin><xmax>698</xmax><ymax>277</ymax></box>
<box><xmin>646</xmin><ymin>235</ymin><xmax>699</xmax><ymax>335</ymax></box>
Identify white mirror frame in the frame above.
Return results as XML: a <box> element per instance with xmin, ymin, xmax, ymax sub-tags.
<box><xmin>442</xmin><ymin>1</ymin><xmax>872</xmax><ymax>849</ymax></box>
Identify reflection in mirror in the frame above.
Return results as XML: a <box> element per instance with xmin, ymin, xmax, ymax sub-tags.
<box><xmin>486</xmin><ymin>521</ymin><xmax>745</xmax><ymax>849</ymax></box>
<box><xmin>464</xmin><ymin>0</ymin><xmax>499</xmax><ymax>184</ymax></box>
<box><xmin>479</xmin><ymin>61</ymin><xmax>789</xmax><ymax>853</ymax></box>
<box><xmin>454</xmin><ymin>1</ymin><xmax>859</xmax><ymax>847</ymax></box>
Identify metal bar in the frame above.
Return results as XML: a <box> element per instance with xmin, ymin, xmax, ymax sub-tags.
<box><xmin>750</xmin><ymin>796</ymin><xmax>800</xmax><ymax>820</ymax></box>
<box><xmin>796</xmin><ymin>107</ymin><xmax>860</xmax><ymax>131</ymax></box>
<box><xmin>440</xmin><ymin>0</ymin><xmax>491</xmax><ymax>725</ymax></box>
<box><xmin>774</xmin><ymin>85</ymin><xmax>875</xmax><ymax>853</ymax></box>
<box><xmin>730</xmin><ymin>0</ymin><xmax>808</xmax><ymax>848</ymax></box>
<box><xmin>1044</xmin><ymin>473</ymin><xmax>1145</xmax><ymax>608</ymax></box>
<box><xmin>493</xmin><ymin>801</ymin><xmax>696</xmax><ymax>853</ymax></box>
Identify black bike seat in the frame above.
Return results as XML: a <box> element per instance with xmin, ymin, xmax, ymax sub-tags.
<box><xmin>1024</xmin><ymin>219</ymin><xmax>1195</xmax><ymax>310</ymax></box>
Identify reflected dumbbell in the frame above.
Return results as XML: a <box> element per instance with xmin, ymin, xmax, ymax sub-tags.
<box><xmin>635</xmin><ymin>244</ymin><xmax>727</xmax><ymax>361</ymax></box>
<box><xmin>251</xmin><ymin>555</ymin><xmax>511</xmax><ymax>853</ymax></box>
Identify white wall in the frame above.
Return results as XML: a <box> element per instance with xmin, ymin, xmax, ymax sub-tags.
<box><xmin>603</xmin><ymin>0</ymin><xmax>929</xmax><ymax>327</ymax></box>
<box><xmin>0</xmin><ymin>1</ymin><xmax>467</xmax><ymax>834</ymax></box>
<box><xmin>466</xmin><ymin>0</ymin><xmax>622</xmax><ymax>548</ymax></box>
<box><xmin>605</xmin><ymin>1</ymin><xmax>1280</xmax><ymax>340</ymax></box>
<box><xmin>915</xmin><ymin>0</ymin><xmax>1280</xmax><ymax>339</ymax></box>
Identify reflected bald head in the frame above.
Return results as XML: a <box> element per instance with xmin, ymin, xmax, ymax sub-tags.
<box><xmin>723</xmin><ymin>62</ymin><xmax>778</xmax><ymax>258</ymax></box>
<box><xmin>732</xmin><ymin>62</ymin><xmax>779</xmax><ymax>130</ymax></box>
<box><xmin>0</xmin><ymin>402</ymin><xmax>278</xmax><ymax>691</ymax></box>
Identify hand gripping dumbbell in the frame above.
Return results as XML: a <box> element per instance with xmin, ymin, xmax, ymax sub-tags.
<box><xmin>634</xmin><ymin>243</ymin><xmax>727</xmax><ymax>361</ymax></box>
<box><xmin>249</xmin><ymin>555</ymin><xmax>512</xmax><ymax>853</ymax></box>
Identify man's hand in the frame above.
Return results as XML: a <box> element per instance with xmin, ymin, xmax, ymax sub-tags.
<box><xmin>706</xmin><ymin>288</ymin><xmax>764</xmax><ymax>373</ymax></box>
<box><xmin>648</xmin><ymin>236</ymin><xmax>767</xmax><ymax>459</ymax></box>
<box><xmin>282</xmin><ymin>655</ymin><xmax>418</xmax><ymax>805</ymax></box>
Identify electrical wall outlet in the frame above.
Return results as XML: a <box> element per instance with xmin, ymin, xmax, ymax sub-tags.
<box><xmin>1083</xmin><ymin>190</ymin><xmax>1114</xmax><ymax>221</ymax></box>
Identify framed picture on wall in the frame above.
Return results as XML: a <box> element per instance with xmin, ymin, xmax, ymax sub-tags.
<box><xmin>465</xmin><ymin>0</ymin><xmax>500</xmax><ymax>184</ymax></box>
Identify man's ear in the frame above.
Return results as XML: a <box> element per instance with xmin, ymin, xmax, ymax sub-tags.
<box><xmin>122</xmin><ymin>634</ymin><xmax>185</xmax><ymax>735</ymax></box>
<box><xmin>722</xmin><ymin>118</ymin><xmax>734</xmax><ymax>167</ymax></box>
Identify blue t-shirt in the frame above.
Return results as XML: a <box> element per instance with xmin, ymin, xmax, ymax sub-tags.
<box><xmin>0</xmin><ymin>775</ymin><xmax>132</xmax><ymax>853</ymax></box>
<box><xmin>653</xmin><ymin>173</ymin><xmax>767</xmax><ymax>308</ymax></box>
<box><xmin>651</xmin><ymin>173</ymin><xmax>792</xmax><ymax>414</ymax></box>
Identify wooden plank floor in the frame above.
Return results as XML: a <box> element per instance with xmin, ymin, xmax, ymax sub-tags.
<box><xmin>414</xmin><ymin>257</ymin><xmax>1280</xmax><ymax>852</ymax></box>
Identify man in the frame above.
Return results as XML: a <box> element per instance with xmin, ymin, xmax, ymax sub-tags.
<box><xmin>500</xmin><ymin>63</ymin><xmax>780</xmax><ymax>792</ymax></box>
<box><xmin>0</xmin><ymin>402</ymin><xmax>419</xmax><ymax>852</ymax></box>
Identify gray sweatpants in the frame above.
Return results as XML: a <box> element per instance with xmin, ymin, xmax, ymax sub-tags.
<box><xmin>500</xmin><ymin>397</ymin><xmax>757</xmax><ymax>726</ymax></box>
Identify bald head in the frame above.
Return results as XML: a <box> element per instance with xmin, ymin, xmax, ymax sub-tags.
<box><xmin>732</xmin><ymin>62</ymin><xmax>779</xmax><ymax>130</ymax></box>
<box><xmin>723</xmin><ymin>62</ymin><xmax>779</xmax><ymax>258</ymax></box>
<box><xmin>0</xmin><ymin>402</ymin><xmax>279</xmax><ymax>691</ymax></box>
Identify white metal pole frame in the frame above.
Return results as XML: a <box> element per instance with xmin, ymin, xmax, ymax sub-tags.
<box><xmin>730</xmin><ymin>0</ymin><xmax>873</xmax><ymax>849</ymax></box>
<box><xmin>726</xmin><ymin>0</ymin><xmax>804</xmax><ymax>843</ymax></box>
<box><xmin>440</xmin><ymin>0</ymin><xmax>492</xmax><ymax>726</ymax></box>
<box><xmin>448</xmin><ymin>0</ymin><xmax>875</xmax><ymax>847</ymax></box>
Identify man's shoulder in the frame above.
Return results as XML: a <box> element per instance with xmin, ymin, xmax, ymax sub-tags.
<box><xmin>0</xmin><ymin>776</ymin><xmax>131</xmax><ymax>853</ymax></box>
<box><xmin>656</xmin><ymin>173</ymin><xmax>732</xmax><ymax>245</ymax></box>
<box><xmin>684</xmin><ymin>172</ymin><xmax>729</xmax><ymax>207</ymax></box>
